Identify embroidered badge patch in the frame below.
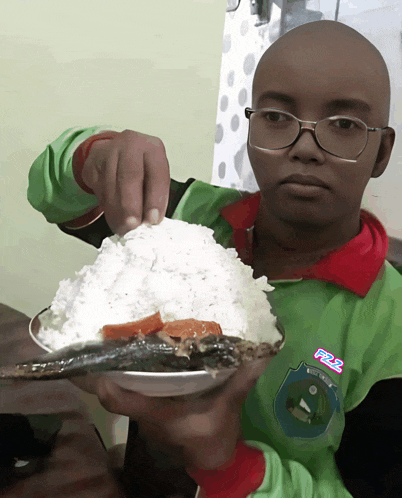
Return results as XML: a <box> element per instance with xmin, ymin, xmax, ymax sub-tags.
<box><xmin>274</xmin><ymin>362</ymin><xmax>342</xmax><ymax>439</ymax></box>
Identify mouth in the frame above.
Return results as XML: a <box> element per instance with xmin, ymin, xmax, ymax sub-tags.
<box><xmin>281</xmin><ymin>174</ymin><xmax>329</xmax><ymax>189</ymax></box>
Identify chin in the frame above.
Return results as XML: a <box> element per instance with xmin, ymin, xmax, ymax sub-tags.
<box><xmin>282</xmin><ymin>215</ymin><xmax>331</xmax><ymax>228</ymax></box>
<box><xmin>273</xmin><ymin>203</ymin><xmax>337</xmax><ymax>228</ymax></box>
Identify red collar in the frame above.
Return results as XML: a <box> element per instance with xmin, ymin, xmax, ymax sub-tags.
<box><xmin>220</xmin><ymin>192</ymin><xmax>388</xmax><ymax>297</ymax></box>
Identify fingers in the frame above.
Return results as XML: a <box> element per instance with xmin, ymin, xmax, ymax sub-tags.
<box><xmin>169</xmin><ymin>399</ymin><xmax>242</xmax><ymax>470</ymax></box>
<box><xmin>114</xmin><ymin>146</ymin><xmax>145</xmax><ymax>235</ymax></box>
<box><xmin>97</xmin><ymin>359</ymin><xmax>271</xmax><ymax>406</ymax></box>
<box><xmin>137</xmin><ymin>399</ymin><xmax>240</xmax><ymax>470</ymax></box>
<box><xmin>142</xmin><ymin>138</ymin><xmax>170</xmax><ymax>225</ymax></box>
<box><xmin>224</xmin><ymin>356</ymin><xmax>273</xmax><ymax>404</ymax></box>
<box><xmin>95</xmin><ymin>361</ymin><xmax>266</xmax><ymax>472</ymax></box>
<box><xmin>111</xmin><ymin>131</ymin><xmax>170</xmax><ymax>234</ymax></box>
<box><xmin>97</xmin><ymin>378</ymin><xmax>198</xmax><ymax>422</ymax></box>
<box><xmin>96</xmin><ymin>378</ymin><xmax>156</xmax><ymax>417</ymax></box>
<box><xmin>82</xmin><ymin>130</ymin><xmax>171</xmax><ymax>236</ymax></box>
<box><xmin>97</xmin><ymin>358</ymin><xmax>270</xmax><ymax>423</ymax></box>
<box><xmin>82</xmin><ymin>138</ymin><xmax>120</xmax><ymax>233</ymax></box>
<box><xmin>69</xmin><ymin>374</ymin><xmax>101</xmax><ymax>394</ymax></box>
<box><xmin>99</xmin><ymin>147</ymin><xmax>121</xmax><ymax>233</ymax></box>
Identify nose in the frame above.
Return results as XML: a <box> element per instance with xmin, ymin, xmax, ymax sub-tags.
<box><xmin>289</xmin><ymin>125</ymin><xmax>326</xmax><ymax>164</ymax></box>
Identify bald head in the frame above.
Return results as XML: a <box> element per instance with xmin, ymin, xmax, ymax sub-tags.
<box><xmin>253</xmin><ymin>20</ymin><xmax>391</xmax><ymax>125</ymax></box>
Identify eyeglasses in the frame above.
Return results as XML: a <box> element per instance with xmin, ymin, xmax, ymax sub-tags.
<box><xmin>245</xmin><ymin>107</ymin><xmax>387</xmax><ymax>161</ymax></box>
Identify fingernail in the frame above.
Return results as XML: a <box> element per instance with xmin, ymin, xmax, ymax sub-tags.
<box><xmin>149</xmin><ymin>208</ymin><xmax>159</xmax><ymax>225</ymax></box>
<box><xmin>125</xmin><ymin>216</ymin><xmax>138</xmax><ymax>229</ymax></box>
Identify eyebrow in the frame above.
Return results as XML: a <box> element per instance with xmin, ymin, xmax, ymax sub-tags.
<box><xmin>256</xmin><ymin>91</ymin><xmax>296</xmax><ymax>108</ymax></box>
<box><xmin>324</xmin><ymin>99</ymin><xmax>372</xmax><ymax>116</ymax></box>
<box><xmin>256</xmin><ymin>91</ymin><xmax>372</xmax><ymax>116</ymax></box>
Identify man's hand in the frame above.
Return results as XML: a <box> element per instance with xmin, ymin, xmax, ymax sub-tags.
<box><xmin>94</xmin><ymin>357</ymin><xmax>273</xmax><ymax>472</ymax></box>
<box><xmin>81</xmin><ymin>130</ymin><xmax>171</xmax><ymax>235</ymax></box>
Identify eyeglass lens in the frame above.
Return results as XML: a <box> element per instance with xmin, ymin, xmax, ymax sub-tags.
<box><xmin>249</xmin><ymin>110</ymin><xmax>368</xmax><ymax>159</ymax></box>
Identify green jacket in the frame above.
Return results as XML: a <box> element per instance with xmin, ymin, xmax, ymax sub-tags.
<box><xmin>28</xmin><ymin>128</ymin><xmax>402</xmax><ymax>497</ymax></box>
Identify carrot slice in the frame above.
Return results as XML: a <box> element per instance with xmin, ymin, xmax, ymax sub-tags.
<box><xmin>161</xmin><ymin>319</ymin><xmax>222</xmax><ymax>339</ymax></box>
<box><xmin>102</xmin><ymin>311</ymin><xmax>164</xmax><ymax>340</ymax></box>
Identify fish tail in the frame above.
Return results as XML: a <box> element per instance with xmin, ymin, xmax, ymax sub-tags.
<box><xmin>0</xmin><ymin>365</ymin><xmax>28</xmax><ymax>379</ymax></box>
<box><xmin>0</xmin><ymin>365</ymin><xmax>61</xmax><ymax>380</ymax></box>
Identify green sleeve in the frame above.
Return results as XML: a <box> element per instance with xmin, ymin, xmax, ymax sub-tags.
<box><xmin>27</xmin><ymin>126</ymin><xmax>110</xmax><ymax>223</ymax></box>
<box><xmin>27</xmin><ymin>127</ymin><xmax>243</xmax><ymax>251</ymax></box>
<box><xmin>56</xmin><ymin>178</ymin><xmax>198</xmax><ymax>249</ymax></box>
<box><xmin>248</xmin><ymin>441</ymin><xmax>354</xmax><ymax>497</ymax></box>
<box><xmin>172</xmin><ymin>179</ymin><xmax>242</xmax><ymax>248</ymax></box>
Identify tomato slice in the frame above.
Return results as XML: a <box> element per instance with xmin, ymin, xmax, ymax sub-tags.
<box><xmin>161</xmin><ymin>319</ymin><xmax>222</xmax><ymax>339</ymax></box>
<box><xmin>102</xmin><ymin>311</ymin><xmax>164</xmax><ymax>340</ymax></box>
<box><xmin>102</xmin><ymin>313</ymin><xmax>222</xmax><ymax>340</ymax></box>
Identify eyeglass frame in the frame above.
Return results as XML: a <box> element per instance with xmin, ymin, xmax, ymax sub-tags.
<box><xmin>245</xmin><ymin>107</ymin><xmax>388</xmax><ymax>162</ymax></box>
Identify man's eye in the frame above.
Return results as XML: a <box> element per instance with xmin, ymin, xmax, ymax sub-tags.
<box><xmin>333</xmin><ymin>118</ymin><xmax>356</xmax><ymax>130</ymax></box>
<box><xmin>264</xmin><ymin>112</ymin><xmax>286</xmax><ymax>122</ymax></box>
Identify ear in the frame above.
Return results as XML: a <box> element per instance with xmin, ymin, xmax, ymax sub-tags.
<box><xmin>371</xmin><ymin>127</ymin><xmax>395</xmax><ymax>178</ymax></box>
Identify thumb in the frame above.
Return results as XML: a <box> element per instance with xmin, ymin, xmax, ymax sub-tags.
<box><xmin>226</xmin><ymin>357</ymin><xmax>272</xmax><ymax>403</ymax></box>
<box><xmin>96</xmin><ymin>377</ymin><xmax>151</xmax><ymax>416</ymax></box>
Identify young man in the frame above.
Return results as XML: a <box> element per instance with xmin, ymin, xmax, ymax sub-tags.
<box><xmin>28</xmin><ymin>20</ymin><xmax>402</xmax><ymax>498</ymax></box>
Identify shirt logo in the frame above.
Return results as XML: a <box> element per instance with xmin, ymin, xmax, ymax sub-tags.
<box><xmin>314</xmin><ymin>348</ymin><xmax>343</xmax><ymax>374</ymax></box>
<box><xmin>274</xmin><ymin>362</ymin><xmax>343</xmax><ymax>439</ymax></box>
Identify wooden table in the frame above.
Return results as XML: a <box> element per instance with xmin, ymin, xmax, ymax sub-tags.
<box><xmin>0</xmin><ymin>304</ymin><xmax>125</xmax><ymax>498</ymax></box>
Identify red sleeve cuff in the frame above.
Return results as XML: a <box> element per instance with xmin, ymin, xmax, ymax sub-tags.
<box><xmin>188</xmin><ymin>440</ymin><xmax>266</xmax><ymax>498</ymax></box>
<box><xmin>72</xmin><ymin>131</ymin><xmax>120</xmax><ymax>194</ymax></box>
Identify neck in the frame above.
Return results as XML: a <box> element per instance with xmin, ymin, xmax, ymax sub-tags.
<box><xmin>252</xmin><ymin>204</ymin><xmax>362</xmax><ymax>277</ymax></box>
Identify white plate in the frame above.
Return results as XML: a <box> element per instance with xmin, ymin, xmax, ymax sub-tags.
<box><xmin>29</xmin><ymin>309</ymin><xmax>237</xmax><ymax>397</ymax></box>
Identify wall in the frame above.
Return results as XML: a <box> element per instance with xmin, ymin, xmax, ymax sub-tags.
<box><xmin>0</xmin><ymin>0</ymin><xmax>226</xmax><ymax>448</ymax></box>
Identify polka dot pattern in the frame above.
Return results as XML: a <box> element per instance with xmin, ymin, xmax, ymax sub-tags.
<box><xmin>227</xmin><ymin>70</ymin><xmax>235</xmax><ymax>87</ymax></box>
<box><xmin>240</xmin><ymin>19</ymin><xmax>249</xmax><ymax>36</ymax></box>
<box><xmin>238</xmin><ymin>88</ymin><xmax>247</xmax><ymax>106</ymax></box>
<box><xmin>212</xmin><ymin>2</ymin><xmax>337</xmax><ymax>194</ymax></box>
<box><xmin>218</xmin><ymin>161</ymin><xmax>226</xmax><ymax>179</ymax></box>
<box><xmin>220</xmin><ymin>95</ymin><xmax>229</xmax><ymax>112</ymax></box>
<box><xmin>212</xmin><ymin>0</ymin><xmax>279</xmax><ymax>192</ymax></box>
<box><xmin>215</xmin><ymin>123</ymin><xmax>224</xmax><ymax>144</ymax></box>
<box><xmin>234</xmin><ymin>144</ymin><xmax>246</xmax><ymax>176</ymax></box>
<box><xmin>243</xmin><ymin>53</ymin><xmax>256</xmax><ymax>75</ymax></box>
<box><xmin>222</xmin><ymin>34</ymin><xmax>231</xmax><ymax>53</ymax></box>
<box><xmin>231</xmin><ymin>114</ymin><xmax>240</xmax><ymax>132</ymax></box>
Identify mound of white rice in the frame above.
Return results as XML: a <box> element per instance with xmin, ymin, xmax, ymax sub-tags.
<box><xmin>38</xmin><ymin>218</ymin><xmax>281</xmax><ymax>351</ymax></box>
